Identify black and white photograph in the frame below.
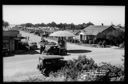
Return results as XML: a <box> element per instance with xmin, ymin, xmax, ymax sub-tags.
<box><xmin>3</xmin><ymin>5</ymin><xmax>125</xmax><ymax>82</ymax></box>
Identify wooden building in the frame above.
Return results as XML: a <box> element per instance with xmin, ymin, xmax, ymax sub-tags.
<box><xmin>78</xmin><ymin>25</ymin><xmax>110</xmax><ymax>42</ymax></box>
<box><xmin>3</xmin><ymin>29</ymin><xmax>22</xmax><ymax>54</ymax></box>
<box><xmin>96</xmin><ymin>26</ymin><xmax>125</xmax><ymax>45</ymax></box>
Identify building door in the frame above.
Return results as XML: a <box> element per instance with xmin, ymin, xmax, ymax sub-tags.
<box><xmin>80</xmin><ymin>35</ymin><xmax>82</xmax><ymax>41</ymax></box>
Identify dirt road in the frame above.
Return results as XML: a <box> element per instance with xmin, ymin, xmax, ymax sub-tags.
<box><xmin>3</xmin><ymin>30</ymin><xmax>124</xmax><ymax>81</ymax></box>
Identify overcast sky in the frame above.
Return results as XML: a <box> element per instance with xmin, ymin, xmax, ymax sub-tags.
<box><xmin>3</xmin><ymin>5</ymin><xmax>125</xmax><ymax>26</ymax></box>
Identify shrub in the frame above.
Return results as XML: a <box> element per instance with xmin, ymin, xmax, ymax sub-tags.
<box><xmin>50</xmin><ymin>55</ymin><xmax>124</xmax><ymax>81</ymax></box>
<box><xmin>36</xmin><ymin>55</ymin><xmax>124</xmax><ymax>81</ymax></box>
<box><xmin>95</xmin><ymin>62</ymin><xmax>124</xmax><ymax>81</ymax></box>
<box><xmin>49</xmin><ymin>55</ymin><xmax>98</xmax><ymax>81</ymax></box>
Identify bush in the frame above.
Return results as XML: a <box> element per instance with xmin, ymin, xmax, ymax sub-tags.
<box><xmin>94</xmin><ymin>62</ymin><xmax>124</xmax><ymax>81</ymax></box>
<box><xmin>49</xmin><ymin>55</ymin><xmax>124</xmax><ymax>81</ymax></box>
<box><xmin>49</xmin><ymin>55</ymin><xmax>98</xmax><ymax>81</ymax></box>
<box><xmin>25</xmin><ymin>55</ymin><xmax>124</xmax><ymax>82</ymax></box>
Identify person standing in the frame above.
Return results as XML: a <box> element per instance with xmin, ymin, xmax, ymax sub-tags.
<box><xmin>40</xmin><ymin>37</ymin><xmax>46</xmax><ymax>54</ymax></box>
<box><xmin>40</xmin><ymin>43</ymin><xmax>45</xmax><ymax>54</ymax></box>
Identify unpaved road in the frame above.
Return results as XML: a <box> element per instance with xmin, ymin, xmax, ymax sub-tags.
<box><xmin>3</xmin><ymin>30</ymin><xmax>124</xmax><ymax>81</ymax></box>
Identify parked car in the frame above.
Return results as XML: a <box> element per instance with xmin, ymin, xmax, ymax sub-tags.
<box><xmin>37</xmin><ymin>55</ymin><xmax>66</xmax><ymax>76</ymax></box>
<box><xmin>46</xmin><ymin>46</ymin><xmax>67</xmax><ymax>55</ymax></box>
<box><xmin>28</xmin><ymin>42</ymin><xmax>38</xmax><ymax>50</ymax></box>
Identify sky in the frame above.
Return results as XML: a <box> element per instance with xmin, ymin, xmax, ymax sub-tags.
<box><xmin>3</xmin><ymin>5</ymin><xmax>125</xmax><ymax>26</ymax></box>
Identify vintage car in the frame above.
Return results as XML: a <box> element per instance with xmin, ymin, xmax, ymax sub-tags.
<box><xmin>45</xmin><ymin>45</ymin><xmax>67</xmax><ymax>55</ymax></box>
<box><xmin>28</xmin><ymin>42</ymin><xmax>38</xmax><ymax>50</ymax></box>
<box><xmin>37</xmin><ymin>55</ymin><xmax>66</xmax><ymax>76</ymax></box>
<box><xmin>40</xmin><ymin>41</ymin><xmax>67</xmax><ymax>55</ymax></box>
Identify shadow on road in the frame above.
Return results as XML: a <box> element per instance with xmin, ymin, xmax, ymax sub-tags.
<box><xmin>67</xmin><ymin>49</ymin><xmax>92</xmax><ymax>53</ymax></box>
<box><xmin>3</xmin><ymin>50</ymin><xmax>40</xmax><ymax>57</ymax></box>
<box><xmin>3</xmin><ymin>53</ymin><xmax>15</xmax><ymax>57</ymax></box>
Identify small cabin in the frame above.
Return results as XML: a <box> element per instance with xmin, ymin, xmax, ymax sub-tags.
<box><xmin>3</xmin><ymin>29</ymin><xmax>23</xmax><ymax>54</ymax></box>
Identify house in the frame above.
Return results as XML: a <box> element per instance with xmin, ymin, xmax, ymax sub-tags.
<box><xmin>3</xmin><ymin>29</ymin><xmax>23</xmax><ymax>55</ymax></box>
<box><xmin>96</xmin><ymin>25</ymin><xmax>125</xmax><ymax>45</ymax></box>
<box><xmin>78</xmin><ymin>25</ymin><xmax>110</xmax><ymax>42</ymax></box>
<box><xmin>64</xmin><ymin>29</ymin><xmax>81</xmax><ymax>41</ymax></box>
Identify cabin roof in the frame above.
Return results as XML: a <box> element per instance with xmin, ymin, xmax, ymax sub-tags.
<box><xmin>3</xmin><ymin>29</ymin><xmax>19</xmax><ymax>37</ymax></box>
<box><xmin>81</xmin><ymin>25</ymin><xmax>110</xmax><ymax>35</ymax></box>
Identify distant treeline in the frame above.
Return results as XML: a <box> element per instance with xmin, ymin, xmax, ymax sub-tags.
<box><xmin>19</xmin><ymin>21</ymin><xmax>94</xmax><ymax>30</ymax></box>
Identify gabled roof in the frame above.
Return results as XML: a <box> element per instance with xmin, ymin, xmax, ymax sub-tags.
<box><xmin>81</xmin><ymin>25</ymin><xmax>110</xmax><ymax>35</ymax></box>
<box><xmin>64</xmin><ymin>29</ymin><xmax>80</xmax><ymax>35</ymax></box>
<box><xmin>96</xmin><ymin>26</ymin><xmax>125</xmax><ymax>39</ymax></box>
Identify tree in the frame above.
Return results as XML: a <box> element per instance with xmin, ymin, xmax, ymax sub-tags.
<box><xmin>34</xmin><ymin>23</ymin><xmax>41</xmax><ymax>27</ymax></box>
<box><xmin>86</xmin><ymin>22</ymin><xmax>94</xmax><ymax>26</ymax></box>
<box><xmin>57</xmin><ymin>23</ymin><xmax>63</xmax><ymax>29</ymax></box>
<box><xmin>117</xmin><ymin>24</ymin><xmax>122</xmax><ymax>28</ymax></box>
<box><xmin>3</xmin><ymin>21</ymin><xmax>9</xmax><ymax>27</ymax></box>
<box><xmin>46</xmin><ymin>21</ymin><xmax>56</xmax><ymax>27</ymax></box>
<box><xmin>82</xmin><ymin>23</ymin><xmax>87</xmax><ymax>27</ymax></box>
<box><xmin>50</xmin><ymin>21</ymin><xmax>57</xmax><ymax>27</ymax></box>
<box><xmin>76</xmin><ymin>24</ymin><xmax>83</xmax><ymax>30</ymax></box>
<box><xmin>40</xmin><ymin>23</ymin><xmax>46</xmax><ymax>27</ymax></box>
<box><xmin>25</xmin><ymin>23</ymin><xmax>33</xmax><ymax>27</ymax></box>
<box><xmin>70</xmin><ymin>23</ymin><xmax>75</xmax><ymax>30</ymax></box>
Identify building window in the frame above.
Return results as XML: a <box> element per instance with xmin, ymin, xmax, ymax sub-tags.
<box><xmin>3</xmin><ymin>40</ymin><xmax>9</xmax><ymax>49</ymax></box>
